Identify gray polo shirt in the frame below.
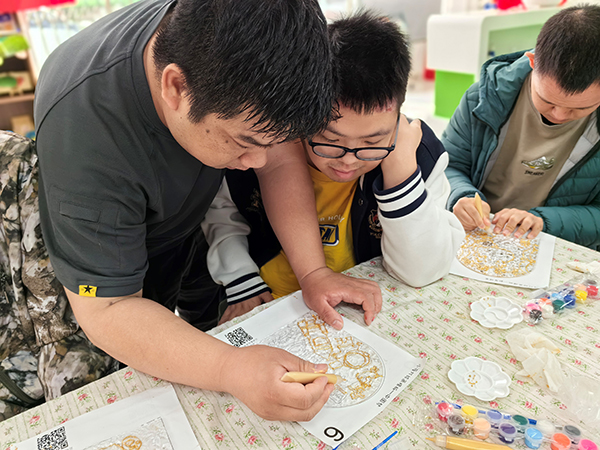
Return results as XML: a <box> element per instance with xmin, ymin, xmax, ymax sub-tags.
<box><xmin>34</xmin><ymin>0</ymin><xmax>224</xmax><ymax>298</ymax></box>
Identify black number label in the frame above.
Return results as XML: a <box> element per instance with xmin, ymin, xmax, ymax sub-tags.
<box><xmin>324</xmin><ymin>426</ymin><xmax>344</xmax><ymax>442</ymax></box>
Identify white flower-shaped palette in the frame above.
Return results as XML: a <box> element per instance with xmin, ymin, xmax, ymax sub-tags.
<box><xmin>448</xmin><ymin>357</ymin><xmax>511</xmax><ymax>401</ymax></box>
<box><xmin>470</xmin><ymin>296</ymin><xmax>523</xmax><ymax>329</ymax></box>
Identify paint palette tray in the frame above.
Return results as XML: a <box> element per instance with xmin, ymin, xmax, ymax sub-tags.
<box><xmin>448</xmin><ymin>357</ymin><xmax>511</xmax><ymax>401</ymax></box>
<box><xmin>470</xmin><ymin>296</ymin><xmax>523</xmax><ymax>329</ymax></box>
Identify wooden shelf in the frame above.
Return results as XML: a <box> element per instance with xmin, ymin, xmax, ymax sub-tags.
<box><xmin>0</xmin><ymin>93</ymin><xmax>35</xmax><ymax>105</ymax></box>
<box><xmin>0</xmin><ymin>12</ymin><xmax>36</xmax><ymax>132</ymax></box>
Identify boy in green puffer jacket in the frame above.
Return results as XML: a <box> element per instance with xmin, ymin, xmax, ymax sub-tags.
<box><xmin>443</xmin><ymin>5</ymin><xmax>600</xmax><ymax>249</ymax></box>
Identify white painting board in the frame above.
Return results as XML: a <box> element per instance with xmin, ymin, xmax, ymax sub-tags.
<box><xmin>449</xmin><ymin>230</ymin><xmax>556</xmax><ymax>289</ymax></box>
<box><xmin>215</xmin><ymin>292</ymin><xmax>423</xmax><ymax>448</ymax></box>
<box><xmin>13</xmin><ymin>384</ymin><xmax>200</xmax><ymax>450</ymax></box>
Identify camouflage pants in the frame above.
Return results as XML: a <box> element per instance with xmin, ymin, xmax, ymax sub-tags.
<box><xmin>0</xmin><ymin>131</ymin><xmax>118</xmax><ymax>421</ymax></box>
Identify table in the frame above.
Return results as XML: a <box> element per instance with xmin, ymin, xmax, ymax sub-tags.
<box><xmin>1</xmin><ymin>237</ymin><xmax>599</xmax><ymax>449</ymax></box>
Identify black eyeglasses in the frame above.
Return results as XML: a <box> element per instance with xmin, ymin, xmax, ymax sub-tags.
<box><xmin>307</xmin><ymin>113</ymin><xmax>400</xmax><ymax>161</ymax></box>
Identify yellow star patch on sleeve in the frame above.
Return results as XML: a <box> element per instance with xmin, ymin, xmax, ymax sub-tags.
<box><xmin>79</xmin><ymin>285</ymin><xmax>97</xmax><ymax>297</ymax></box>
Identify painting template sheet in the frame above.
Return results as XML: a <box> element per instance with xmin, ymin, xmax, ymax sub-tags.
<box><xmin>450</xmin><ymin>229</ymin><xmax>556</xmax><ymax>289</ymax></box>
<box><xmin>215</xmin><ymin>293</ymin><xmax>423</xmax><ymax>448</ymax></box>
<box><xmin>13</xmin><ymin>384</ymin><xmax>200</xmax><ymax>450</ymax></box>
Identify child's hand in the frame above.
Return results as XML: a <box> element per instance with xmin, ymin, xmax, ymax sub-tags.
<box><xmin>380</xmin><ymin>114</ymin><xmax>421</xmax><ymax>189</ymax></box>
<box><xmin>453</xmin><ymin>196</ymin><xmax>491</xmax><ymax>230</ymax></box>
<box><xmin>492</xmin><ymin>208</ymin><xmax>544</xmax><ymax>239</ymax></box>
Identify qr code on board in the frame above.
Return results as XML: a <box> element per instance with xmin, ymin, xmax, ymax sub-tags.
<box><xmin>37</xmin><ymin>426</ymin><xmax>68</xmax><ymax>450</ymax></box>
<box><xmin>225</xmin><ymin>327</ymin><xmax>254</xmax><ymax>347</ymax></box>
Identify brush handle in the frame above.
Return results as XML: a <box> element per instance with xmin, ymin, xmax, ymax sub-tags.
<box><xmin>280</xmin><ymin>372</ymin><xmax>339</xmax><ymax>384</ymax></box>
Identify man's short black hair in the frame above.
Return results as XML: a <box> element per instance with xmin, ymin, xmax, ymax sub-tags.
<box><xmin>328</xmin><ymin>11</ymin><xmax>411</xmax><ymax>114</ymax></box>
<box><xmin>535</xmin><ymin>4</ymin><xmax>600</xmax><ymax>94</ymax></box>
<box><xmin>153</xmin><ymin>0</ymin><xmax>332</xmax><ymax>141</ymax></box>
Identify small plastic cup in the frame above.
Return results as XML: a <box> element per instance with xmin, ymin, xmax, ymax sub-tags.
<box><xmin>448</xmin><ymin>414</ymin><xmax>466</xmax><ymax>435</ymax></box>
<box><xmin>564</xmin><ymin>294</ymin><xmax>577</xmax><ymax>308</ymax></box>
<box><xmin>579</xmin><ymin>439</ymin><xmax>599</xmax><ymax>450</ymax></box>
<box><xmin>525</xmin><ymin>427</ymin><xmax>543</xmax><ymax>449</ymax></box>
<box><xmin>499</xmin><ymin>423</ymin><xmax>517</xmax><ymax>444</ymax></box>
<box><xmin>461</xmin><ymin>405</ymin><xmax>478</xmax><ymax>424</ymax></box>
<box><xmin>575</xmin><ymin>290</ymin><xmax>588</xmax><ymax>304</ymax></box>
<box><xmin>512</xmin><ymin>414</ymin><xmax>529</xmax><ymax>433</ymax></box>
<box><xmin>529</xmin><ymin>309</ymin><xmax>542</xmax><ymax>323</ymax></box>
<box><xmin>564</xmin><ymin>425</ymin><xmax>582</xmax><ymax>445</ymax></box>
<box><xmin>538</xmin><ymin>297</ymin><xmax>551</xmax><ymax>305</ymax></box>
<box><xmin>535</xmin><ymin>419</ymin><xmax>555</xmax><ymax>437</ymax></box>
<box><xmin>437</xmin><ymin>402</ymin><xmax>453</xmax><ymax>422</ymax></box>
<box><xmin>587</xmin><ymin>285</ymin><xmax>599</xmax><ymax>298</ymax></box>
<box><xmin>552</xmin><ymin>299</ymin><xmax>566</xmax><ymax>313</ymax></box>
<box><xmin>473</xmin><ymin>418</ymin><xmax>491</xmax><ymax>439</ymax></box>
<box><xmin>486</xmin><ymin>409</ymin><xmax>503</xmax><ymax>428</ymax></box>
<box><xmin>541</xmin><ymin>303</ymin><xmax>554</xmax><ymax>319</ymax></box>
<box><xmin>552</xmin><ymin>433</ymin><xmax>572</xmax><ymax>450</ymax></box>
<box><xmin>525</xmin><ymin>302</ymin><xmax>541</xmax><ymax>312</ymax></box>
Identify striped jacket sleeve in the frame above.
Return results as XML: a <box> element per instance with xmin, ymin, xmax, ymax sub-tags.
<box><xmin>374</xmin><ymin>129</ymin><xmax>465</xmax><ymax>287</ymax></box>
<box><xmin>201</xmin><ymin>180</ymin><xmax>270</xmax><ymax>304</ymax></box>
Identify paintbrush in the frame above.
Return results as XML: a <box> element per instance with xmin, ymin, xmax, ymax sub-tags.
<box><xmin>280</xmin><ymin>372</ymin><xmax>339</xmax><ymax>384</ymax></box>
<box><xmin>473</xmin><ymin>193</ymin><xmax>490</xmax><ymax>231</ymax></box>
<box><xmin>427</xmin><ymin>436</ymin><xmax>511</xmax><ymax>450</ymax></box>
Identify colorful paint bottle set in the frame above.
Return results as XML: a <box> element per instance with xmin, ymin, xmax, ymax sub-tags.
<box><xmin>432</xmin><ymin>401</ymin><xmax>598</xmax><ymax>449</ymax></box>
<box><xmin>525</xmin><ymin>274</ymin><xmax>600</xmax><ymax>325</ymax></box>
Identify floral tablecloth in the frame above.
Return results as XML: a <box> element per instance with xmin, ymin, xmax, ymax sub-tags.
<box><xmin>1</xmin><ymin>238</ymin><xmax>599</xmax><ymax>449</ymax></box>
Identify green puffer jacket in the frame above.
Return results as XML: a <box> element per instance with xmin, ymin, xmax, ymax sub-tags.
<box><xmin>442</xmin><ymin>50</ymin><xmax>600</xmax><ymax>250</ymax></box>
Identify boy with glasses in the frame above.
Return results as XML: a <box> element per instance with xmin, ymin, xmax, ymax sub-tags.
<box><xmin>204</xmin><ymin>12</ymin><xmax>465</xmax><ymax>314</ymax></box>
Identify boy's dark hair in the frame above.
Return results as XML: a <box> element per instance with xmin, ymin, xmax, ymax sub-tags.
<box><xmin>153</xmin><ymin>0</ymin><xmax>332</xmax><ymax>141</ymax></box>
<box><xmin>535</xmin><ymin>5</ymin><xmax>600</xmax><ymax>94</ymax></box>
<box><xmin>328</xmin><ymin>11</ymin><xmax>411</xmax><ymax>114</ymax></box>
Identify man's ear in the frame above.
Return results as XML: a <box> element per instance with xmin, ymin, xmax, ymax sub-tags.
<box><xmin>161</xmin><ymin>63</ymin><xmax>186</xmax><ymax>111</ymax></box>
<box><xmin>525</xmin><ymin>51</ymin><xmax>535</xmax><ymax>70</ymax></box>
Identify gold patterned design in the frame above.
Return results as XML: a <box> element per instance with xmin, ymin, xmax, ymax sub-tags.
<box><xmin>98</xmin><ymin>436</ymin><xmax>142</xmax><ymax>450</ymax></box>
<box><xmin>457</xmin><ymin>229</ymin><xmax>539</xmax><ymax>278</ymax></box>
<box><xmin>297</xmin><ymin>315</ymin><xmax>382</xmax><ymax>401</ymax></box>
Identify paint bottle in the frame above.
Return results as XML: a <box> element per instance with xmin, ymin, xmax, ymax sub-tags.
<box><xmin>579</xmin><ymin>439</ymin><xmax>599</xmax><ymax>450</ymax></box>
<box><xmin>564</xmin><ymin>425</ymin><xmax>582</xmax><ymax>445</ymax></box>
<box><xmin>473</xmin><ymin>418</ymin><xmax>491</xmax><ymax>439</ymax></box>
<box><xmin>564</xmin><ymin>294</ymin><xmax>577</xmax><ymax>308</ymax></box>
<box><xmin>541</xmin><ymin>303</ymin><xmax>554</xmax><ymax>319</ymax></box>
<box><xmin>535</xmin><ymin>419</ymin><xmax>555</xmax><ymax>437</ymax></box>
<box><xmin>461</xmin><ymin>405</ymin><xmax>478</xmax><ymax>424</ymax></box>
<box><xmin>486</xmin><ymin>409</ymin><xmax>503</xmax><ymax>428</ymax></box>
<box><xmin>552</xmin><ymin>299</ymin><xmax>566</xmax><ymax>313</ymax></box>
<box><xmin>524</xmin><ymin>427</ymin><xmax>543</xmax><ymax>449</ymax></box>
<box><xmin>529</xmin><ymin>309</ymin><xmax>542</xmax><ymax>323</ymax></box>
<box><xmin>587</xmin><ymin>284</ymin><xmax>599</xmax><ymax>298</ymax></box>
<box><xmin>575</xmin><ymin>290</ymin><xmax>588</xmax><ymax>303</ymax></box>
<box><xmin>538</xmin><ymin>297</ymin><xmax>551</xmax><ymax>305</ymax></box>
<box><xmin>525</xmin><ymin>302</ymin><xmax>541</xmax><ymax>312</ymax></box>
<box><xmin>512</xmin><ymin>414</ymin><xmax>529</xmax><ymax>433</ymax></box>
<box><xmin>499</xmin><ymin>423</ymin><xmax>517</xmax><ymax>444</ymax></box>
<box><xmin>448</xmin><ymin>414</ymin><xmax>466</xmax><ymax>435</ymax></box>
<box><xmin>436</xmin><ymin>402</ymin><xmax>453</xmax><ymax>422</ymax></box>
<box><xmin>551</xmin><ymin>433</ymin><xmax>572</xmax><ymax>450</ymax></box>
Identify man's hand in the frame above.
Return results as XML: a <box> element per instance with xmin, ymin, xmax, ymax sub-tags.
<box><xmin>453</xmin><ymin>196</ymin><xmax>491</xmax><ymax>231</ymax></box>
<box><xmin>221</xmin><ymin>344</ymin><xmax>334</xmax><ymax>421</ymax></box>
<box><xmin>380</xmin><ymin>115</ymin><xmax>421</xmax><ymax>189</ymax></box>
<box><xmin>218</xmin><ymin>291</ymin><xmax>274</xmax><ymax>325</ymax></box>
<box><xmin>299</xmin><ymin>267</ymin><xmax>382</xmax><ymax>330</ymax></box>
<box><xmin>491</xmin><ymin>208</ymin><xmax>544</xmax><ymax>239</ymax></box>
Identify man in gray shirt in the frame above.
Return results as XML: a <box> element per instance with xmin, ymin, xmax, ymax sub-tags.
<box><xmin>35</xmin><ymin>0</ymin><xmax>381</xmax><ymax>421</ymax></box>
